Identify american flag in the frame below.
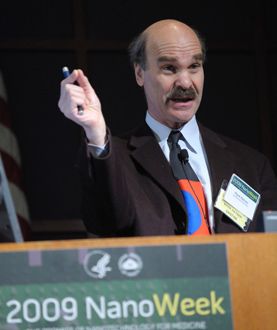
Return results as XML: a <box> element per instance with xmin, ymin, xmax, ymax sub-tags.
<box><xmin>0</xmin><ymin>70</ymin><xmax>31</xmax><ymax>240</ymax></box>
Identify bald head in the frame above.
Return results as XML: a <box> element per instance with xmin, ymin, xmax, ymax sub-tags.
<box><xmin>128</xmin><ymin>19</ymin><xmax>206</xmax><ymax>70</ymax></box>
<box><xmin>145</xmin><ymin>19</ymin><xmax>197</xmax><ymax>40</ymax></box>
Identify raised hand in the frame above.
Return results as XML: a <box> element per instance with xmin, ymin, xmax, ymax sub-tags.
<box><xmin>58</xmin><ymin>69</ymin><xmax>106</xmax><ymax>146</ymax></box>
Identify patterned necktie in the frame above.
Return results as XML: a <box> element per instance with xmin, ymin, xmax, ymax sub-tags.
<box><xmin>168</xmin><ymin>130</ymin><xmax>210</xmax><ymax>235</ymax></box>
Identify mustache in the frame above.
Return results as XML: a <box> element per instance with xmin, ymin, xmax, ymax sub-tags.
<box><xmin>166</xmin><ymin>87</ymin><xmax>197</xmax><ymax>103</ymax></box>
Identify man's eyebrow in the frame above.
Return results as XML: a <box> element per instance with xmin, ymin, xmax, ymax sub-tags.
<box><xmin>193</xmin><ymin>53</ymin><xmax>204</xmax><ymax>61</ymax></box>
<box><xmin>157</xmin><ymin>56</ymin><xmax>178</xmax><ymax>63</ymax></box>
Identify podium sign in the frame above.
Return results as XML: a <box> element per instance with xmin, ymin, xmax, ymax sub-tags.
<box><xmin>0</xmin><ymin>243</ymin><xmax>233</xmax><ymax>330</ymax></box>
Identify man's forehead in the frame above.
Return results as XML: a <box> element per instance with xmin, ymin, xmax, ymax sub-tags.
<box><xmin>148</xmin><ymin>41</ymin><xmax>203</xmax><ymax>63</ymax></box>
<box><xmin>157</xmin><ymin>52</ymin><xmax>204</xmax><ymax>63</ymax></box>
<box><xmin>146</xmin><ymin>31</ymin><xmax>202</xmax><ymax>59</ymax></box>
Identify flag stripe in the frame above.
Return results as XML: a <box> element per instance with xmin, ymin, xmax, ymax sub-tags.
<box><xmin>9</xmin><ymin>182</ymin><xmax>30</xmax><ymax>223</ymax></box>
<box><xmin>0</xmin><ymin>122</ymin><xmax>21</xmax><ymax>166</ymax></box>
<box><xmin>0</xmin><ymin>150</ymin><xmax>21</xmax><ymax>185</ymax></box>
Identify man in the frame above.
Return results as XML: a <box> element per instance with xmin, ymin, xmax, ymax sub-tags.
<box><xmin>58</xmin><ymin>19</ymin><xmax>277</xmax><ymax>237</ymax></box>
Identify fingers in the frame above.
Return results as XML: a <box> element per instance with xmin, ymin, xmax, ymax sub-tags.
<box><xmin>75</xmin><ymin>70</ymin><xmax>99</xmax><ymax>106</ymax></box>
<box><xmin>59</xmin><ymin>83</ymin><xmax>79</xmax><ymax>111</ymax></box>
<box><xmin>59</xmin><ymin>70</ymin><xmax>87</xmax><ymax>113</ymax></box>
<box><xmin>75</xmin><ymin>69</ymin><xmax>87</xmax><ymax>87</ymax></box>
<box><xmin>58</xmin><ymin>69</ymin><xmax>102</xmax><ymax>120</ymax></box>
<box><xmin>67</xmin><ymin>69</ymin><xmax>92</xmax><ymax>94</ymax></box>
<box><xmin>60</xmin><ymin>70</ymin><xmax>95</xmax><ymax>108</ymax></box>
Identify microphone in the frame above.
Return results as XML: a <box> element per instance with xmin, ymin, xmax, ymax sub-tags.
<box><xmin>179</xmin><ymin>149</ymin><xmax>189</xmax><ymax>164</ymax></box>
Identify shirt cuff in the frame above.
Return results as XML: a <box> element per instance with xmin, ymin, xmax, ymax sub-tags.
<box><xmin>87</xmin><ymin>140</ymin><xmax>109</xmax><ymax>158</ymax></box>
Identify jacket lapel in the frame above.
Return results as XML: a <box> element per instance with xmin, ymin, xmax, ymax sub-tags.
<box><xmin>199</xmin><ymin>124</ymin><xmax>237</xmax><ymax>227</ymax></box>
<box><xmin>128</xmin><ymin>124</ymin><xmax>186</xmax><ymax>211</ymax></box>
<box><xmin>199</xmin><ymin>125</ymin><xmax>235</xmax><ymax>200</ymax></box>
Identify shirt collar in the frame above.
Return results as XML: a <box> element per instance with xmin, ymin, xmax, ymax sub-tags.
<box><xmin>145</xmin><ymin>111</ymin><xmax>200</xmax><ymax>153</ymax></box>
<box><xmin>145</xmin><ymin>112</ymin><xmax>171</xmax><ymax>143</ymax></box>
<box><xmin>179</xmin><ymin>115</ymin><xmax>200</xmax><ymax>154</ymax></box>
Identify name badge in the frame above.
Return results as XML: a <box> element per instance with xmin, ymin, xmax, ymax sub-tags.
<box><xmin>214</xmin><ymin>181</ymin><xmax>251</xmax><ymax>232</ymax></box>
<box><xmin>224</xmin><ymin>174</ymin><xmax>260</xmax><ymax>220</ymax></box>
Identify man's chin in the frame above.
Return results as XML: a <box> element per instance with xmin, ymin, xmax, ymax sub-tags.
<box><xmin>165</xmin><ymin>110</ymin><xmax>196</xmax><ymax>128</ymax></box>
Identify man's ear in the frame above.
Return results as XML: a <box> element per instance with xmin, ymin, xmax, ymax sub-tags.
<box><xmin>134</xmin><ymin>63</ymin><xmax>144</xmax><ymax>87</ymax></box>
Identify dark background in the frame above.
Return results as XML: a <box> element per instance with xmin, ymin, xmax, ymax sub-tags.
<box><xmin>0</xmin><ymin>0</ymin><xmax>276</xmax><ymax>240</ymax></box>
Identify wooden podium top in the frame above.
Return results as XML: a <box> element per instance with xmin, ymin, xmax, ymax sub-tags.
<box><xmin>0</xmin><ymin>233</ymin><xmax>276</xmax><ymax>330</ymax></box>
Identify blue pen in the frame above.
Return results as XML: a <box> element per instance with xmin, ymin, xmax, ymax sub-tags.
<box><xmin>62</xmin><ymin>66</ymin><xmax>84</xmax><ymax>115</ymax></box>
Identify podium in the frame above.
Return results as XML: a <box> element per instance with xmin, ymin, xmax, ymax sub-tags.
<box><xmin>0</xmin><ymin>233</ymin><xmax>276</xmax><ymax>329</ymax></box>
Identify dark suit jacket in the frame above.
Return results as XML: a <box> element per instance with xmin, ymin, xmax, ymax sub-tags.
<box><xmin>79</xmin><ymin>122</ymin><xmax>277</xmax><ymax>237</ymax></box>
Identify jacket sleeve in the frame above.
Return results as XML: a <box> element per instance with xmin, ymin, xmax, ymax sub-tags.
<box><xmin>77</xmin><ymin>133</ymin><xmax>136</xmax><ymax>237</ymax></box>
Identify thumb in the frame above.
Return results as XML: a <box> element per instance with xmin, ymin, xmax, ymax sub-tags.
<box><xmin>76</xmin><ymin>69</ymin><xmax>101</xmax><ymax>109</ymax></box>
<box><xmin>76</xmin><ymin>69</ymin><xmax>92</xmax><ymax>89</ymax></box>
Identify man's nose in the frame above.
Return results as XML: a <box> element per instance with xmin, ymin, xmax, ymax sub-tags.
<box><xmin>175</xmin><ymin>71</ymin><xmax>192</xmax><ymax>89</ymax></box>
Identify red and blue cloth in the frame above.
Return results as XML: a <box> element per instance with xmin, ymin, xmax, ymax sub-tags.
<box><xmin>168</xmin><ymin>130</ymin><xmax>210</xmax><ymax>235</ymax></box>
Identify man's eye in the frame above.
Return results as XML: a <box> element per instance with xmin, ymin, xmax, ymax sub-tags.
<box><xmin>162</xmin><ymin>65</ymin><xmax>176</xmax><ymax>73</ymax></box>
<box><xmin>190</xmin><ymin>63</ymin><xmax>202</xmax><ymax>70</ymax></box>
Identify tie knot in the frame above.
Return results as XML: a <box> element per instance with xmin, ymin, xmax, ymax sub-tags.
<box><xmin>168</xmin><ymin>130</ymin><xmax>182</xmax><ymax>145</ymax></box>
